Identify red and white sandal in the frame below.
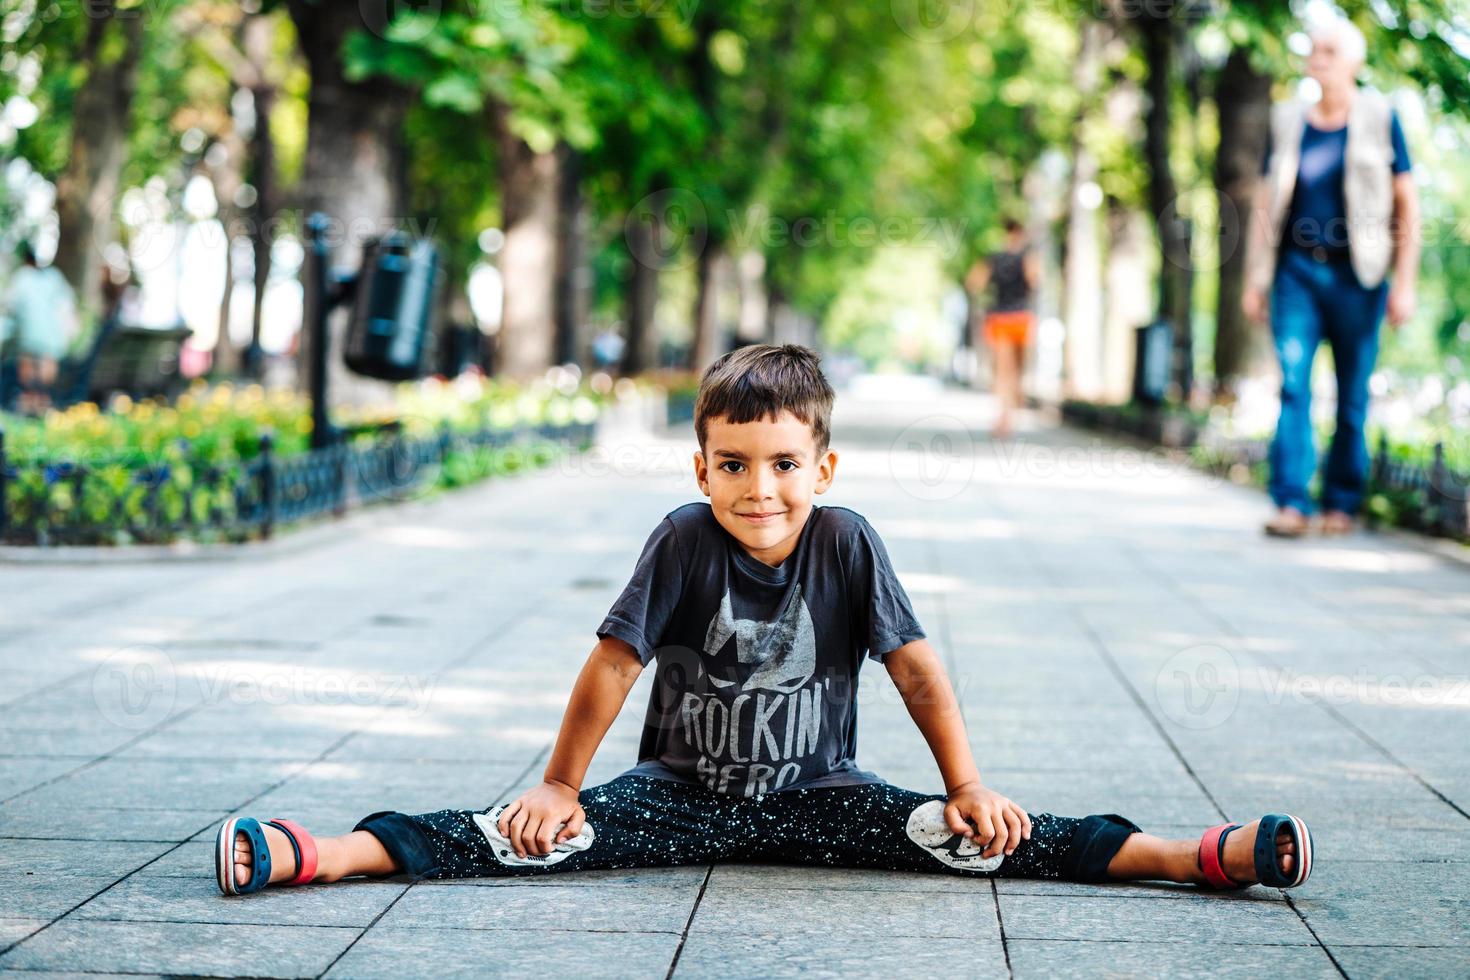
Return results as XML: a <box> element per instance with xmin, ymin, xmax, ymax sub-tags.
<box><xmin>1198</xmin><ymin>813</ymin><xmax>1313</xmax><ymax>890</ymax></box>
<box><xmin>215</xmin><ymin>816</ymin><xmax>319</xmax><ymax>896</ymax></box>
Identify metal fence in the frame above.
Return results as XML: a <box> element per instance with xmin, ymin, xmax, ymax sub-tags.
<box><xmin>1062</xmin><ymin>401</ymin><xmax>1469</xmax><ymax>540</ymax></box>
<box><xmin>0</xmin><ymin>420</ymin><xmax>596</xmax><ymax>547</ymax></box>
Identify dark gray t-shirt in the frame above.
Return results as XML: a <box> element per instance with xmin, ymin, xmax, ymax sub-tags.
<box><xmin>596</xmin><ymin>502</ymin><xmax>927</xmax><ymax>797</ymax></box>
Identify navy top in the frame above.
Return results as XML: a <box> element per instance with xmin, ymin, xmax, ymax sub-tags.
<box><xmin>597</xmin><ymin>502</ymin><xmax>925</xmax><ymax>796</ymax></box>
<box><xmin>1261</xmin><ymin>108</ymin><xmax>1411</xmax><ymax>255</ymax></box>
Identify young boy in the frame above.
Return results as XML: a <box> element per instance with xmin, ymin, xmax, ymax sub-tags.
<box><xmin>216</xmin><ymin>345</ymin><xmax>1312</xmax><ymax>895</ymax></box>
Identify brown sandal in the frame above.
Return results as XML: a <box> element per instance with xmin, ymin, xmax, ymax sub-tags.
<box><xmin>1319</xmin><ymin>511</ymin><xmax>1355</xmax><ymax>536</ymax></box>
<box><xmin>1263</xmin><ymin>507</ymin><xmax>1310</xmax><ymax>538</ymax></box>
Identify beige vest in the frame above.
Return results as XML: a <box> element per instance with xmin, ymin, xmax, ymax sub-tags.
<box><xmin>1248</xmin><ymin>87</ymin><xmax>1397</xmax><ymax>292</ymax></box>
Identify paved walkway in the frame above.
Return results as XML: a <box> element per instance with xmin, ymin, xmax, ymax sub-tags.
<box><xmin>0</xmin><ymin>386</ymin><xmax>1466</xmax><ymax>978</ymax></box>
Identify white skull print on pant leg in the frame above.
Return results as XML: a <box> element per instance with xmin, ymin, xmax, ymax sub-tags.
<box><xmin>905</xmin><ymin>799</ymin><xmax>1005</xmax><ymax>873</ymax></box>
<box><xmin>473</xmin><ymin>805</ymin><xmax>596</xmax><ymax>869</ymax></box>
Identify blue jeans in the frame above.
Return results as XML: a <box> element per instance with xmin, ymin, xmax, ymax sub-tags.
<box><xmin>1268</xmin><ymin>247</ymin><xmax>1389</xmax><ymax>515</ymax></box>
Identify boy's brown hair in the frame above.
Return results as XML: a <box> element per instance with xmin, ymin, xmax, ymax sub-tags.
<box><xmin>694</xmin><ymin>343</ymin><xmax>835</xmax><ymax>457</ymax></box>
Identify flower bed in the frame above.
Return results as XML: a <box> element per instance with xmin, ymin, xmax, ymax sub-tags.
<box><xmin>0</xmin><ymin>376</ymin><xmax>606</xmax><ymax>547</ymax></box>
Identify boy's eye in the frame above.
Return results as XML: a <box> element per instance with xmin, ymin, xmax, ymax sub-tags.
<box><xmin>718</xmin><ymin>460</ymin><xmax>798</xmax><ymax>474</ymax></box>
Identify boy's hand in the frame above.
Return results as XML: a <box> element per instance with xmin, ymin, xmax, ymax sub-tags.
<box><xmin>496</xmin><ymin>779</ymin><xmax>585</xmax><ymax>858</ymax></box>
<box><xmin>944</xmin><ymin>781</ymin><xmax>1032</xmax><ymax>859</ymax></box>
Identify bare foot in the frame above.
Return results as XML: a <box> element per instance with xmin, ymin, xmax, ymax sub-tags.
<box><xmin>1197</xmin><ymin>818</ymin><xmax>1296</xmax><ymax>886</ymax></box>
<box><xmin>1319</xmin><ymin>510</ymin><xmax>1355</xmax><ymax>536</ymax></box>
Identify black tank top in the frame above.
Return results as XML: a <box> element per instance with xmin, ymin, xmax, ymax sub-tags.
<box><xmin>989</xmin><ymin>249</ymin><xmax>1031</xmax><ymax>312</ymax></box>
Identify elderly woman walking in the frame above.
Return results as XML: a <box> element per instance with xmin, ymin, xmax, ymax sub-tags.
<box><xmin>1243</xmin><ymin>16</ymin><xmax>1420</xmax><ymax>538</ymax></box>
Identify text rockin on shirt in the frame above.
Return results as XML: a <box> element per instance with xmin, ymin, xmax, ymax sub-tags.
<box><xmin>596</xmin><ymin>502</ymin><xmax>927</xmax><ymax>797</ymax></box>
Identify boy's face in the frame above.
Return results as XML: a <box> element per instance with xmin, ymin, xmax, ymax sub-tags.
<box><xmin>693</xmin><ymin>409</ymin><xmax>837</xmax><ymax>568</ymax></box>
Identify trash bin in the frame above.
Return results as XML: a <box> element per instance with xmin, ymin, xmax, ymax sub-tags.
<box><xmin>343</xmin><ymin>232</ymin><xmax>440</xmax><ymax>382</ymax></box>
<box><xmin>1133</xmin><ymin>319</ymin><xmax>1172</xmax><ymax>406</ymax></box>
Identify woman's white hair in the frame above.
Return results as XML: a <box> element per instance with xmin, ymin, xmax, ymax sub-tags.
<box><xmin>1307</xmin><ymin>12</ymin><xmax>1368</xmax><ymax>67</ymax></box>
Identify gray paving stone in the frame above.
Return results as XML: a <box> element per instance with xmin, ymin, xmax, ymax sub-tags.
<box><xmin>673</xmin><ymin>932</ymin><xmax>1010</xmax><ymax>978</ymax></box>
<box><xmin>73</xmin><ymin>875</ymin><xmax>409</xmax><ymax>927</ymax></box>
<box><xmin>1329</xmin><ymin>945</ymin><xmax>1470</xmax><ymax>979</ymax></box>
<box><xmin>707</xmin><ymin>861</ymin><xmax>991</xmax><ymax>893</ymax></box>
<box><xmin>0</xmin><ymin>802</ymin><xmax>224</xmax><ymax>841</ymax></box>
<box><xmin>22</xmin><ymin>757</ymin><xmax>309</xmax><ymax>812</ymax></box>
<box><xmin>993</xmin><ymin>877</ymin><xmax>1266</xmax><ymax>901</ymax></box>
<box><xmin>693</xmin><ymin>883</ymin><xmax>1001</xmax><ymax>940</ymax></box>
<box><xmin>0</xmin><ymin>916</ymin><xmax>47</xmax><ymax>947</ymax></box>
<box><xmin>429</xmin><ymin>865</ymin><xmax>708</xmax><ymax>888</ymax></box>
<box><xmin>378</xmin><ymin>880</ymin><xmax>699</xmax><ymax>932</ymax></box>
<box><xmin>0</xmin><ymin>919</ymin><xmax>357</xmax><ymax>976</ymax></box>
<box><xmin>0</xmin><ymin>839</ymin><xmax>166</xmax><ymax>876</ymax></box>
<box><xmin>326</xmin><ymin>731</ymin><xmax>550</xmax><ymax>763</ymax></box>
<box><xmin>0</xmin><ymin>758</ymin><xmax>91</xmax><ymax>800</ymax></box>
<box><xmin>323</xmin><ymin>926</ymin><xmax>681</xmax><ymax>978</ymax></box>
<box><xmin>1291</xmin><ymin>863</ymin><xmax>1470</xmax><ymax>947</ymax></box>
<box><xmin>998</xmin><ymin>894</ymin><xmax>1313</xmax><ymax>944</ymax></box>
<box><xmin>0</xmin><ymin>874</ymin><xmax>120</xmax><ymax>918</ymax></box>
<box><xmin>1006</xmin><ymin>939</ymin><xmax>1341</xmax><ymax>978</ymax></box>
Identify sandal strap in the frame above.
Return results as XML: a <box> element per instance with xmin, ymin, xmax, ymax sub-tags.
<box><xmin>1198</xmin><ymin>822</ymin><xmax>1245</xmax><ymax>889</ymax></box>
<box><xmin>267</xmin><ymin>818</ymin><xmax>319</xmax><ymax>886</ymax></box>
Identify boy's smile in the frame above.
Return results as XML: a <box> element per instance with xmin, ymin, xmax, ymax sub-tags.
<box><xmin>694</xmin><ymin>409</ymin><xmax>838</xmax><ymax>569</ymax></box>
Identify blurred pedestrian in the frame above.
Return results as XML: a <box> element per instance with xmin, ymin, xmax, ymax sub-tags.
<box><xmin>3</xmin><ymin>244</ymin><xmax>78</xmax><ymax>415</ymax></box>
<box><xmin>966</xmin><ymin>218</ymin><xmax>1039</xmax><ymax>440</ymax></box>
<box><xmin>1243</xmin><ymin>15</ymin><xmax>1420</xmax><ymax>538</ymax></box>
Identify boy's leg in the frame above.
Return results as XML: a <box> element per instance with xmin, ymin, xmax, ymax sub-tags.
<box><xmin>729</xmin><ymin>781</ymin><xmax>1139</xmax><ymax>883</ymax></box>
<box><xmin>351</xmin><ymin>774</ymin><xmax>744</xmax><ymax>881</ymax></box>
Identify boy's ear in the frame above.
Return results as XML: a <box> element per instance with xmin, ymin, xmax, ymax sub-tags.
<box><xmin>814</xmin><ymin>448</ymin><xmax>838</xmax><ymax>494</ymax></box>
<box><xmin>692</xmin><ymin>449</ymin><xmax>710</xmax><ymax>496</ymax></box>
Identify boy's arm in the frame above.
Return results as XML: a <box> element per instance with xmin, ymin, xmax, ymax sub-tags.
<box><xmin>884</xmin><ymin>637</ymin><xmax>1032</xmax><ymax>858</ymax></box>
<box><xmin>497</xmin><ymin>636</ymin><xmax>643</xmax><ymax>857</ymax></box>
<box><xmin>543</xmin><ymin>637</ymin><xmax>644</xmax><ymax>790</ymax></box>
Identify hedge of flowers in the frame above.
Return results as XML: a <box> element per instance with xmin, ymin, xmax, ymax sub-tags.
<box><xmin>1</xmin><ymin>372</ymin><xmax>609</xmax><ymax>545</ymax></box>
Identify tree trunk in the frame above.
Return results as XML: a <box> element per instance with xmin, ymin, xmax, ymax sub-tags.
<box><xmin>207</xmin><ymin>123</ymin><xmax>249</xmax><ymax>378</ymax></box>
<box><xmin>1140</xmin><ymin>13</ymin><xmax>1193</xmax><ymax>401</ymax></box>
<box><xmin>622</xmin><ymin>216</ymin><xmax>660</xmax><ymax>374</ymax></box>
<box><xmin>691</xmin><ymin>243</ymin><xmax>726</xmax><ymax>372</ymax></box>
<box><xmin>287</xmin><ymin>0</ymin><xmax>409</xmax><ymax>405</ymax></box>
<box><xmin>243</xmin><ymin>11</ymin><xmax>279</xmax><ymax>379</ymax></box>
<box><xmin>492</xmin><ymin>101</ymin><xmax>559</xmax><ymax>379</ymax></box>
<box><xmin>1103</xmin><ymin>202</ymin><xmax>1153</xmax><ymax>402</ymax></box>
<box><xmin>53</xmin><ymin>0</ymin><xmax>144</xmax><ymax>323</ymax></box>
<box><xmin>1212</xmin><ymin>46</ymin><xmax>1273</xmax><ymax>401</ymax></box>
<box><xmin>1062</xmin><ymin>20</ymin><xmax>1106</xmax><ymax>400</ymax></box>
<box><xmin>553</xmin><ymin>143</ymin><xmax>589</xmax><ymax>368</ymax></box>
<box><xmin>734</xmin><ymin>251</ymin><xmax>768</xmax><ymax>345</ymax></box>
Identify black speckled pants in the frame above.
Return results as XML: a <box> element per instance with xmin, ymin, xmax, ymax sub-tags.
<box><xmin>354</xmin><ymin>773</ymin><xmax>1140</xmax><ymax>883</ymax></box>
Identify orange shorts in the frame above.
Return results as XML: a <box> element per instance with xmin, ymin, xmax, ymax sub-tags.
<box><xmin>983</xmin><ymin>310</ymin><xmax>1033</xmax><ymax>347</ymax></box>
